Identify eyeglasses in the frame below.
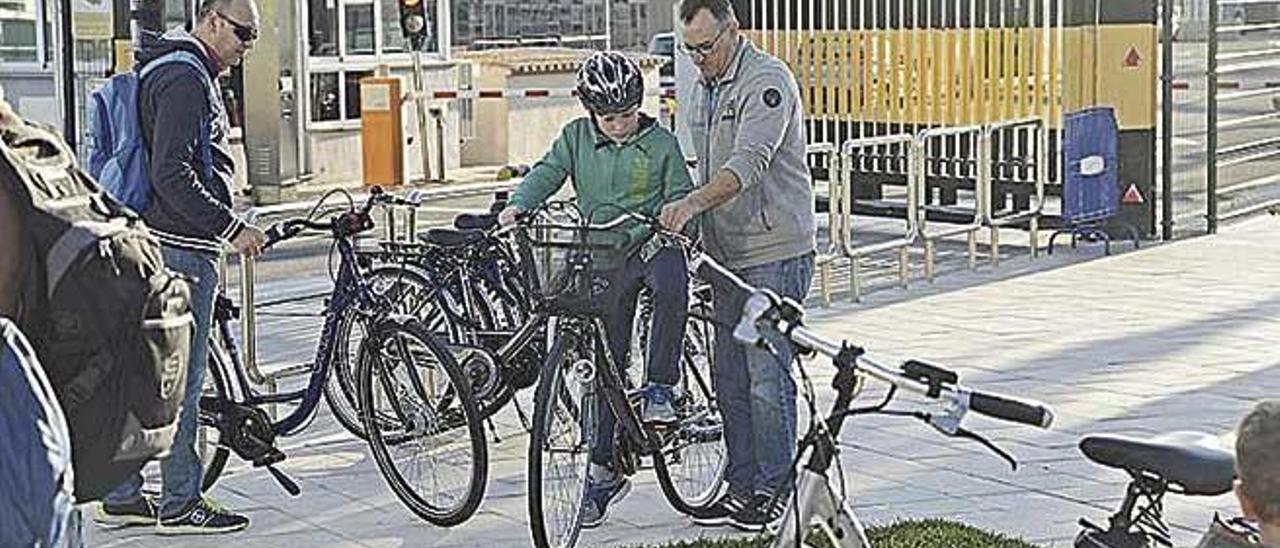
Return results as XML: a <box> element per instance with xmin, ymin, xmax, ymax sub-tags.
<box><xmin>679</xmin><ymin>26</ymin><xmax>728</xmax><ymax>60</ymax></box>
<box><xmin>216</xmin><ymin>11</ymin><xmax>258</xmax><ymax>44</ymax></box>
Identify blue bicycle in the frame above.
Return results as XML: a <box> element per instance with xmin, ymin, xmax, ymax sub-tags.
<box><xmin>197</xmin><ymin>188</ymin><xmax>488</xmax><ymax>526</ymax></box>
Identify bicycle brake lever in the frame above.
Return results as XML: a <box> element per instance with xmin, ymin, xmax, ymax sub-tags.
<box><xmin>954</xmin><ymin>426</ymin><xmax>1018</xmax><ymax>471</ymax></box>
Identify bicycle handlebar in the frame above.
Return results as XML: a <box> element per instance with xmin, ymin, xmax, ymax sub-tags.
<box><xmin>967</xmin><ymin>390</ymin><xmax>1054</xmax><ymax>429</ymax></box>
<box><xmin>262</xmin><ymin>187</ymin><xmax>400</xmax><ymax>250</ymax></box>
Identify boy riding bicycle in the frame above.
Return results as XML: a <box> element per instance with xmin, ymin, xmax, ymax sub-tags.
<box><xmin>1197</xmin><ymin>400</ymin><xmax>1280</xmax><ymax>548</ymax></box>
<box><xmin>497</xmin><ymin>51</ymin><xmax>694</xmax><ymax>528</ymax></box>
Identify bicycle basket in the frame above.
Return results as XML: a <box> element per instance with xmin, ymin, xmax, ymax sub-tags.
<box><xmin>515</xmin><ymin>221</ymin><xmax>628</xmax><ymax>316</ymax></box>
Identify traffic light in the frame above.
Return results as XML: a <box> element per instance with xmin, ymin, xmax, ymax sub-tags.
<box><xmin>398</xmin><ymin>0</ymin><xmax>430</xmax><ymax>50</ymax></box>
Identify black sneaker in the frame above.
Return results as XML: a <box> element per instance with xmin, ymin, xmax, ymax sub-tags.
<box><xmin>156</xmin><ymin>498</ymin><xmax>249</xmax><ymax>535</ymax></box>
<box><xmin>690</xmin><ymin>491</ymin><xmax>751</xmax><ymax>527</ymax></box>
<box><xmin>94</xmin><ymin>496</ymin><xmax>157</xmax><ymax>528</ymax></box>
<box><xmin>724</xmin><ymin>493</ymin><xmax>786</xmax><ymax>533</ymax></box>
<box><xmin>580</xmin><ymin>475</ymin><xmax>631</xmax><ymax>529</ymax></box>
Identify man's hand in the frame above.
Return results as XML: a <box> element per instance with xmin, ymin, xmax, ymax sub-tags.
<box><xmin>231</xmin><ymin>225</ymin><xmax>267</xmax><ymax>257</ymax></box>
<box><xmin>659</xmin><ymin>198</ymin><xmax>700</xmax><ymax>233</ymax></box>
<box><xmin>498</xmin><ymin>206</ymin><xmax>524</xmax><ymax>227</ymax></box>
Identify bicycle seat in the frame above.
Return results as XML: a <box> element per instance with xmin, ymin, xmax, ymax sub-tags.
<box><xmin>1079</xmin><ymin>431</ymin><xmax>1235</xmax><ymax>496</ymax></box>
<box><xmin>455</xmin><ymin>213</ymin><xmax>497</xmax><ymax>231</ymax></box>
<box><xmin>420</xmin><ymin>228</ymin><xmax>486</xmax><ymax>248</ymax></box>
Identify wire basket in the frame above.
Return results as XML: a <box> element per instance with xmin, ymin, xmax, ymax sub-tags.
<box><xmin>515</xmin><ymin>220</ymin><xmax>628</xmax><ymax>316</ymax></box>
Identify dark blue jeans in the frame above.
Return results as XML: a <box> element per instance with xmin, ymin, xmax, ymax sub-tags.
<box><xmin>590</xmin><ymin>247</ymin><xmax>688</xmax><ymax>467</ymax></box>
<box><xmin>103</xmin><ymin>246</ymin><xmax>218</xmax><ymax>516</ymax></box>
<box><xmin>713</xmin><ymin>253</ymin><xmax>813</xmax><ymax>500</ymax></box>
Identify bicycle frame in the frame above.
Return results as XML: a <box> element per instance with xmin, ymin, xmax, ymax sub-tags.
<box><xmin>208</xmin><ymin>232</ymin><xmax>381</xmax><ymax>438</ymax></box>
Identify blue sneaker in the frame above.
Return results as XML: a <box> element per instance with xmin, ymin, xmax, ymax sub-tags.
<box><xmin>641</xmin><ymin>384</ymin><xmax>678</xmax><ymax>425</ymax></box>
<box><xmin>580</xmin><ymin>475</ymin><xmax>631</xmax><ymax>529</ymax></box>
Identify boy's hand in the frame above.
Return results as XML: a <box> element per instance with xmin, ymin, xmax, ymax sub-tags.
<box><xmin>659</xmin><ymin>199</ymin><xmax>699</xmax><ymax>233</ymax></box>
<box><xmin>498</xmin><ymin>206</ymin><xmax>524</xmax><ymax>227</ymax></box>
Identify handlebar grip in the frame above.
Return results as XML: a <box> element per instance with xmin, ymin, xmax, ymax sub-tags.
<box><xmin>969</xmin><ymin>391</ymin><xmax>1055</xmax><ymax>429</ymax></box>
<box><xmin>263</xmin><ymin>223</ymin><xmax>290</xmax><ymax>250</ymax></box>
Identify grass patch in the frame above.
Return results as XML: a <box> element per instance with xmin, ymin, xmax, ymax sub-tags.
<box><xmin>629</xmin><ymin>519</ymin><xmax>1043</xmax><ymax>548</ymax></box>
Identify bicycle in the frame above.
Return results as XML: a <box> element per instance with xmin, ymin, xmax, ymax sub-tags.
<box><xmin>1073</xmin><ymin>430</ymin><xmax>1246</xmax><ymax>547</ymax></box>
<box><xmin>522</xmin><ymin>206</ymin><xmax>727</xmax><ymax>548</ymax></box>
<box><xmin>688</xmin><ymin>244</ymin><xmax>1057</xmax><ymax>548</ymax></box>
<box><xmin>196</xmin><ymin>187</ymin><xmax>489</xmax><ymax>527</ymax></box>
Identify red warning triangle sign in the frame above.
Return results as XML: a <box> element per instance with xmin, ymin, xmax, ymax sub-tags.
<box><xmin>1122</xmin><ymin>184</ymin><xmax>1145</xmax><ymax>204</ymax></box>
<box><xmin>1124</xmin><ymin>47</ymin><xmax>1142</xmax><ymax>69</ymax></box>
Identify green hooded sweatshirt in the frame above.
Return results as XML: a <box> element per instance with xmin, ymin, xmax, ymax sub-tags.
<box><xmin>509</xmin><ymin>114</ymin><xmax>693</xmax><ymax>266</ymax></box>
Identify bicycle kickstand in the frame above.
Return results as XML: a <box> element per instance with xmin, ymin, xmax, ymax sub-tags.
<box><xmin>772</xmin><ymin>469</ymin><xmax>871</xmax><ymax>548</ymax></box>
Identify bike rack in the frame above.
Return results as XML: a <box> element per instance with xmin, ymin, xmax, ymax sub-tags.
<box><xmin>807</xmin><ymin>142</ymin><xmax>839</xmax><ymax>306</ymax></box>
<box><xmin>982</xmin><ymin>117</ymin><xmax>1047</xmax><ymax>265</ymax></box>
<box><xmin>915</xmin><ymin>124</ymin><xmax>987</xmax><ymax>281</ymax></box>
<box><xmin>835</xmin><ymin>134</ymin><xmax>921</xmax><ymax>302</ymax></box>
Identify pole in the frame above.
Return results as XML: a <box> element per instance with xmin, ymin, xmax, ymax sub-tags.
<box><xmin>1160</xmin><ymin>0</ymin><xmax>1174</xmax><ymax>240</ymax></box>
<box><xmin>60</xmin><ymin>0</ymin><xmax>76</xmax><ymax>149</ymax></box>
<box><xmin>1207</xmin><ymin>0</ymin><xmax>1219</xmax><ymax>234</ymax></box>
<box><xmin>411</xmin><ymin>49</ymin><xmax>432</xmax><ymax>184</ymax></box>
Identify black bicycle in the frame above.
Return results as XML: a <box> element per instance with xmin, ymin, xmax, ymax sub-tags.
<box><xmin>197</xmin><ymin>188</ymin><xmax>488</xmax><ymax>527</ymax></box>
<box><xmin>1074</xmin><ymin>430</ymin><xmax>1245</xmax><ymax>547</ymax></box>
<box><xmin>523</xmin><ymin>206</ymin><xmax>726</xmax><ymax>548</ymax></box>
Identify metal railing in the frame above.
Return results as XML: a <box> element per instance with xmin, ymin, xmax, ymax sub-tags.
<box><xmin>983</xmin><ymin>117</ymin><xmax>1048</xmax><ymax>266</ymax></box>
<box><xmin>833</xmin><ymin>134</ymin><xmax>922</xmax><ymax>303</ymax></box>
<box><xmin>807</xmin><ymin>142</ymin><xmax>840</xmax><ymax>306</ymax></box>
<box><xmin>1207</xmin><ymin>0</ymin><xmax>1280</xmax><ymax>231</ymax></box>
<box><xmin>916</xmin><ymin>125</ymin><xmax>986</xmax><ymax>281</ymax></box>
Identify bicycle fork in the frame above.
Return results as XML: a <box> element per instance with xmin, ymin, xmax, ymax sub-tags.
<box><xmin>772</xmin><ymin>469</ymin><xmax>870</xmax><ymax>548</ymax></box>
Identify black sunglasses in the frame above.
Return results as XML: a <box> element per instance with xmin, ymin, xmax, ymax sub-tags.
<box><xmin>216</xmin><ymin>11</ymin><xmax>258</xmax><ymax>43</ymax></box>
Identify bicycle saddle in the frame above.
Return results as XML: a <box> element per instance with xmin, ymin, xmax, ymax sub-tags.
<box><xmin>1079</xmin><ymin>431</ymin><xmax>1236</xmax><ymax>496</ymax></box>
<box><xmin>420</xmin><ymin>228</ymin><xmax>486</xmax><ymax>247</ymax></box>
<box><xmin>454</xmin><ymin>213</ymin><xmax>497</xmax><ymax>231</ymax></box>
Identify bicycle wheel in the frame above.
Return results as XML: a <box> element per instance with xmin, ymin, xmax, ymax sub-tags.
<box><xmin>198</xmin><ymin>332</ymin><xmax>233</xmax><ymax>492</ymax></box>
<box><xmin>528</xmin><ymin>327</ymin><xmax>598</xmax><ymax>548</ymax></box>
<box><xmin>654</xmin><ymin>300</ymin><xmax>726</xmax><ymax>514</ymax></box>
<box><xmin>358</xmin><ymin>318</ymin><xmax>488</xmax><ymax>527</ymax></box>
<box><xmin>328</xmin><ymin>264</ymin><xmax>439</xmax><ymax>439</ymax></box>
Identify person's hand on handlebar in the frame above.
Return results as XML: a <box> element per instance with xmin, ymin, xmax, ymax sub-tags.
<box><xmin>498</xmin><ymin>205</ymin><xmax>524</xmax><ymax>227</ymax></box>
<box><xmin>231</xmin><ymin>225</ymin><xmax>267</xmax><ymax>257</ymax></box>
<box><xmin>659</xmin><ymin>198</ymin><xmax>699</xmax><ymax>233</ymax></box>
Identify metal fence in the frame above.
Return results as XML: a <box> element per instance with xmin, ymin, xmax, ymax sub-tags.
<box><xmin>1207</xmin><ymin>0</ymin><xmax>1280</xmax><ymax>230</ymax></box>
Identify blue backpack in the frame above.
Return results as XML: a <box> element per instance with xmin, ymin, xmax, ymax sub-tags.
<box><xmin>88</xmin><ymin>50</ymin><xmax>215</xmax><ymax>213</ymax></box>
<box><xmin>0</xmin><ymin>317</ymin><xmax>75</xmax><ymax>548</ymax></box>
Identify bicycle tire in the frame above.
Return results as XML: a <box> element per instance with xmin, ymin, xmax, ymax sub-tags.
<box><xmin>528</xmin><ymin>327</ymin><xmax>597</xmax><ymax>548</ymax></box>
<box><xmin>653</xmin><ymin>301</ymin><xmax>726</xmax><ymax>514</ymax></box>
<box><xmin>358</xmin><ymin>317</ymin><xmax>488</xmax><ymax>527</ymax></box>
<box><xmin>328</xmin><ymin>265</ymin><xmax>439</xmax><ymax>439</ymax></box>
<box><xmin>198</xmin><ymin>333</ymin><xmax>233</xmax><ymax>492</ymax></box>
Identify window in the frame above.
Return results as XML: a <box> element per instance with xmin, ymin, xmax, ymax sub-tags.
<box><xmin>343</xmin><ymin>70</ymin><xmax>372</xmax><ymax>120</ymax></box>
<box><xmin>0</xmin><ymin>0</ymin><xmax>40</xmax><ymax>63</ymax></box>
<box><xmin>311</xmin><ymin>72</ymin><xmax>340</xmax><ymax>122</ymax></box>
<box><xmin>380</xmin><ymin>0</ymin><xmax>406</xmax><ymax>53</ymax></box>
<box><xmin>344</xmin><ymin>2</ymin><xmax>375</xmax><ymax>56</ymax></box>
<box><xmin>308</xmin><ymin>0</ymin><xmax>338</xmax><ymax>56</ymax></box>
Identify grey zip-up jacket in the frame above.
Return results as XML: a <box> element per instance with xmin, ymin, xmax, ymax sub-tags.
<box><xmin>687</xmin><ymin>36</ymin><xmax>815</xmax><ymax>270</ymax></box>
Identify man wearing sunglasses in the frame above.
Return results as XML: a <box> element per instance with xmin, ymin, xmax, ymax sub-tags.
<box><xmin>659</xmin><ymin>0</ymin><xmax>816</xmax><ymax>533</ymax></box>
<box><xmin>94</xmin><ymin>0</ymin><xmax>263</xmax><ymax>535</ymax></box>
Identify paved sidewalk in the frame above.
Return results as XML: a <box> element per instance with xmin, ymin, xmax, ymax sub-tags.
<box><xmin>88</xmin><ymin>216</ymin><xmax>1280</xmax><ymax>548</ymax></box>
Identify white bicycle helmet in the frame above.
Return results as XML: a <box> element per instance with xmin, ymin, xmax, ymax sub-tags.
<box><xmin>576</xmin><ymin>51</ymin><xmax>644</xmax><ymax>115</ymax></box>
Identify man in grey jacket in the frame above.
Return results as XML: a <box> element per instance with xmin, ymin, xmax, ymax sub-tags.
<box><xmin>661</xmin><ymin>0</ymin><xmax>816</xmax><ymax>532</ymax></box>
